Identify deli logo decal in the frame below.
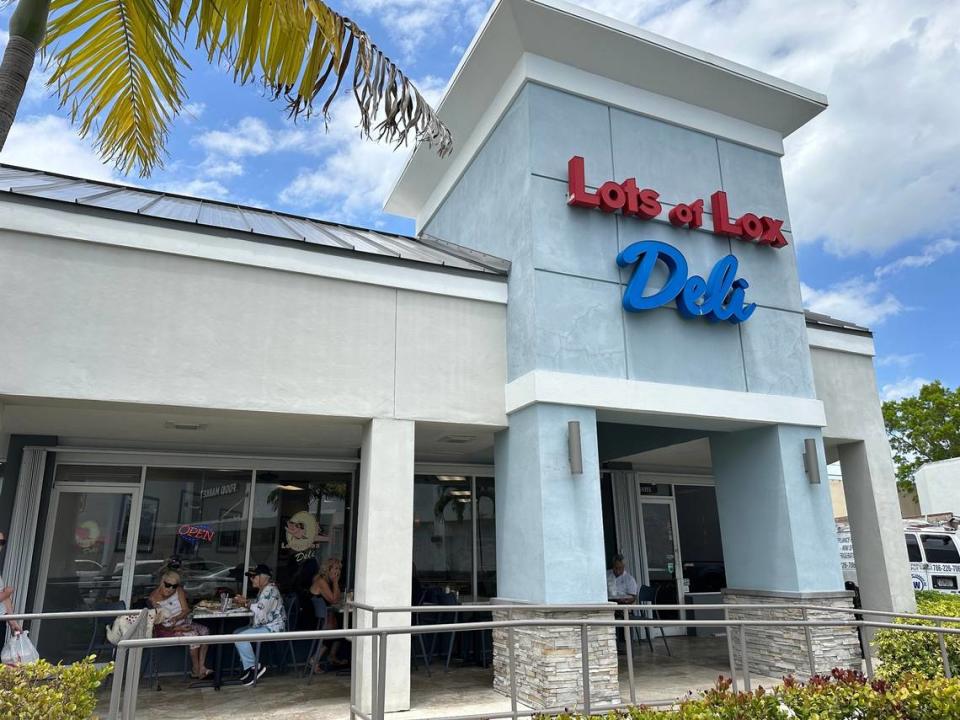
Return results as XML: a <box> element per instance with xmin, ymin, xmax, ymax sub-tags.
<box><xmin>618</xmin><ymin>241</ymin><xmax>755</xmax><ymax>324</ymax></box>
<box><xmin>566</xmin><ymin>156</ymin><xmax>788</xmax><ymax>249</ymax></box>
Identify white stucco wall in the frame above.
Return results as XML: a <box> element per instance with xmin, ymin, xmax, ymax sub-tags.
<box><xmin>0</xmin><ymin>206</ymin><xmax>508</xmax><ymax>427</ymax></box>
<box><xmin>916</xmin><ymin>458</ymin><xmax>960</xmax><ymax>515</ymax></box>
<box><xmin>810</xmin><ymin>339</ymin><xmax>915</xmax><ymax>612</ymax></box>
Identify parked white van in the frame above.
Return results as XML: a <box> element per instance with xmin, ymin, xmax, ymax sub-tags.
<box><xmin>838</xmin><ymin>516</ymin><xmax>960</xmax><ymax>594</ymax></box>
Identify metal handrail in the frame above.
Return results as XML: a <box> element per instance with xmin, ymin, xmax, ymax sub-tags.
<box><xmin>109</xmin><ymin>612</ymin><xmax>960</xmax><ymax>720</ymax></box>
<box><xmin>2</xmin><ymin>609</ymin><xmax>140</xmax><ymax>621</ymax></box>
<box><xmin>12</xmin><ymin>604</ymin><xmax>960</xmax><ymax>720</ymax></box>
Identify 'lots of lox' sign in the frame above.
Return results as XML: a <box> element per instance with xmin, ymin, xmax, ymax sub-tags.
<box><xmin>618</xmin><ymin>241</ymin><xmax>755</xmax><ymax>324</ymax></box>
<box><xmin>566</xmin><ymin>156</ymin><xmax>788</xmax><ymax>248</ymax></box>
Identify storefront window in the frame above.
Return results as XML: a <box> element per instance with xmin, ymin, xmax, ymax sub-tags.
<box><xmin>248</xmin><ymin>470</ymin><xmax>352</xmax><ymax>601</ymax></box>
<box><xmin>413</xmin><ymin>475</ymin><xmax>497</xmax><ymax>601</ymax></box>
<box><xmin>136</xmin><ymin>468</ymin><xmax>252</xmax><ymax>602</ymax></box>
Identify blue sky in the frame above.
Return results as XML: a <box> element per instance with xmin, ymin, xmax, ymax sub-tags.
<box><xmin>1</xmin><ymin>0</ymin><xmax>957</xmax><ymax>401</ymax></box>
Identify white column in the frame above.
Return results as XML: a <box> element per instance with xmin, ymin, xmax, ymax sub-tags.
<box><xmin>839</xmin><ymin>438</ymin><xmax>916</xmax><ymax>613</ymax></box>
<box><xmin>354</xmin><ymin>418</ymin><xmax>415</xmax><ymax>714</ymax></box>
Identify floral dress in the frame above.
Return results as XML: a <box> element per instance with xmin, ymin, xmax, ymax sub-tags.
<box><xmin>152</xmin><ymin>591</ymin><xmax>209</xmax><ymax>648</ymax></box>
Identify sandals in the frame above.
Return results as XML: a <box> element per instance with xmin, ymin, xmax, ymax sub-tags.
<box><xmin>190</xmin><ymin>668</ymin><xmax>214</xmax><ymax>680</ymax></box>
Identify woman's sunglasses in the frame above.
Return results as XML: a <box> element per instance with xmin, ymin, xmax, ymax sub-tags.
<box><xmin>163</xmin><ymin>581</ymin><xmax>179</xmax><ymax>590</ymax></box>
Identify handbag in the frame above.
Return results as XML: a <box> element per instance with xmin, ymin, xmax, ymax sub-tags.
<box><xmin>1</xmin><ymin>630</ymin><xmax>40</xmax><ymax>665</ymax></box>
<box><xmin>106</xmin><ymin>609</ymin><xmax>156</xmax><ymax>645</ymax></box>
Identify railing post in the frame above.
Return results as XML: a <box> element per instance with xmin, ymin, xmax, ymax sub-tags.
<box><xmin>580</xmin><ymin>623</ymin><xmax>591</xmax><ymax>715</ymax></box>
<box><xmin>801</xmin><ymin>608</ymin><xmax>816</xmax><ymax>677</ymax></box>
<box><xmin>108</xmin><ymin>645</ymin><xmax>127</xmax><ymax>720</ymax></box>
<box><xmin>724</xmin><ymin>607</ymin><xmax>738</xmax><ymax>694</ymax></box>
<box><xmin>349</xmin><ymin>606</ymin><xmax>357</xmax><ymax>719</ymax></box>
<box><xmin>376</xmin><ymin>632</ymin><xmax>388</xmax><ymax>720</ymax></box>
<box><xmin>739</xmin><ymin>622</ymin><xmax>752</xmax><ymax>692</ymax></box>
<box><xmin>940</xmin><ymin>632</ymin><xmax>952</xmax><ymax>679</ymax></box>
<box><xmin>861</xmin><ymin>621</ymin><xmax>874</xmax><ymax>679</ymax></box>
<box><xmin>121</xmin><ymin>646</ymin><xmax>142</xmax><ymax>720</ymax></box>
<box><xmin>624</xmin><ymin>615</ymin><xmax>636</xmax><ymax>704</ymax></box>
<box><xmin>371</xmin><ymin>609</ymin><xmax>379</xmax><ymax>718</ymax></box>
<box><xmin>507</xmin><ymin>610</ymin><xmax>518</xmax><ymax>720</ymax></box>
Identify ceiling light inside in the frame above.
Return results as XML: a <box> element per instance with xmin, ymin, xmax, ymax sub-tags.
<box><xmin>164</xmin><ymin>422</ymin><xmax>207</xmax><ymax>431</ymax></box>
<box><xmin>437</xmin><ymin>435</ymin><xmax>476</xmax><ymax>444</ymax></box>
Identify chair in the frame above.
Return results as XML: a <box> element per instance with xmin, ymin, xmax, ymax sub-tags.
<box><xmin>270</xmin><ymin>594</ymin><xmax>301</xmax><ymax>673</ymax></box>
<box><xmin>304</xmin><ymin>595</ymin><xmax>328</xmax><ymax>682</ymax></box>
<box><xmin>631</xmin><ymin>585</ymin><xmax>671</xmax><ymax>656</ymax></box>
<box><xmin>251</xmin><ymin>594</ymin><xmax>301</xmax><ymax>686</ymax></box>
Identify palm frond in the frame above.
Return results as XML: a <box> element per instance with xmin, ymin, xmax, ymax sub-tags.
<box><xmin>45</xmin><ymin>0</ymin><xmax>189</xmax><ymax>176</ymax></box>
<box><xmin>183</xmin><ymin>0</ymin><xmax>452</xmax><ymax>157</ymax></box>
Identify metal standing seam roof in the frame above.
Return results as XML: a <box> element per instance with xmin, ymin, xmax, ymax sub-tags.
<box><xmin>0</xmin><ymin>164</ymin><xmax>510</xmax><ymax>277</ymax></box>
<box><xmin>803</xmin><ymin>310</ymin><xmax>872</xmax><ymax>336</ymax></box>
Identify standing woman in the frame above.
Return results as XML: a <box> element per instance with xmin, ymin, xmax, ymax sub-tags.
<box><xmin>148</xmin><ymin>570</ymin><xmax>212</xmax><ymax>679</ymax></box>
<box><xmin>308</xmin><ymin>558</ymin><xmax>344</xmax><ymax>671</ymax></box>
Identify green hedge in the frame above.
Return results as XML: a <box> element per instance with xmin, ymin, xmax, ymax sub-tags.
<box><xmin>874</xmin><ymin>590</ymin><xmax>960</xmax><ymax>680</ymax></box>
<box><xmin>0</xmin><ymin>656</ymin><xmax>112</xmax><ymax>720</ymax></box>
<box><xmin>536</xmin><ymin>670</ymin><xmax>960</xmax><ymax>719</ymax></box>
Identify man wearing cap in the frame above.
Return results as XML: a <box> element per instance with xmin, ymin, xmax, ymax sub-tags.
<box><xmin>232</xmin><ymin>564</ymin><xmax>285</xmax><ymax>685</ymax></box>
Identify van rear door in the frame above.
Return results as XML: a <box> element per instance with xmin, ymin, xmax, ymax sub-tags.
<box><xmin>918</xmin><ymin>533</ymin><xmax>960</xmax><ymax>594</ymax></box>
<box><xmin>905</xmin><ymin>533</ymin><xmax>927</xmax><ymax>590</ymax></box>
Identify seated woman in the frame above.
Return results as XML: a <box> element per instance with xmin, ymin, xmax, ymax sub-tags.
<box><xmin>308</xmin><ymin>557</ymin><xmax>344</xmax><ymax>672</ymax></box>
<box><xmin>148</xmin><ymin>570</ymin><xmax>212</xmax><ymax>679</ymax></box>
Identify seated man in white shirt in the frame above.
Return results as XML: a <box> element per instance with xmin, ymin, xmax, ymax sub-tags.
<box><xmin>606</xmin><ymin>554</ymin><xmax>638</xmax><ymax>605</ymax></box>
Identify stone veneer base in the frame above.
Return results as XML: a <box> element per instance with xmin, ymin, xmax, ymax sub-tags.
<box><xmin>491</xmin><ymin>606</ymin><xmax>619</xmax><ymax>710</ymax></box>
<box><xmin>723</xmin><ymin>588</ymin><xmax>862</xmax><ymax>679</ymax></box>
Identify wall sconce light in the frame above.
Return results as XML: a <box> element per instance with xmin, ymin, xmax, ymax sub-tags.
<box><xmin>568</xmin><ymin>421</ymin><xmax>583</xmax><ymax>475</ymax></box>
<box><xmin>803</xmin><ymin>438</ymin><xmax>822</xmax><ymax>485</ymax></box>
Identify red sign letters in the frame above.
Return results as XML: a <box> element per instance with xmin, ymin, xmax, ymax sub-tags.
<box><xmin>566</xmin><ymin>156</ymin><xmax>787</xmax><ymax>249</ymax></box>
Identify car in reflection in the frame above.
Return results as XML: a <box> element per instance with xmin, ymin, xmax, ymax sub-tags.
<box><xmin>182</xmin><ymin>566</ymin><xmax>242</xmax><ymax>600</ymax></box>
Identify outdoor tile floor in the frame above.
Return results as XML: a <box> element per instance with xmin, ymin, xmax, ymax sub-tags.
<box><xmin>96</xmin><ymin>637</ymin><xmax>782</xmax><ymax>719</ymax></box>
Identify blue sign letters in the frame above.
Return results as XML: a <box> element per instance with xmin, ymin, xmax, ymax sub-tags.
<box><xmin>617</xmin><ymin>241</ymin><xmax>756</xmax><ymax>324</ymax></box>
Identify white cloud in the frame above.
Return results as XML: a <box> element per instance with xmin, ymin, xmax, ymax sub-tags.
<box><xmin>571</xmin><ymin>0</ymin><xmax>960</xmax><ymax>257</ymax></box>
<box><xmin>874</xmin><ymin>238</ymin><xmax>959</xmax><ymax>278</ymax></box>
<box><xmin>198</xmin><ymin>157</ymin><xmax>244</xmax><ymax>179</ymax></box>
<box><xmin>0</xmin><ymin>114</ymin><xmax>117</xmax><ymax>181</ymax></box>
<box><xmin>156</xmin><ymin>178</ymin><xmax>230</xmax><ymax>199</ymax></box>
<box><xmin>193</xmin><ymin>117</ymin><xmax>306</xmax><ymax>159</ymax></box>
<box><xmin>876</xmin><ymin>353</ymin><xmax>921</xmax><ymax>368</ymax></box>
<box><xmin>800</xmin><ymin>279</ymin><xmax>903</xmax><ymax>327</ymax></box>
<box><xmin>181</xmin><ymin>102</ymin><xmax>207</xmax><ymax>123</ymax></box>
<box><xmin>278</xmin><ymin>76</ymin><xmax>447</xmax><ymax>222</ymax></box>
<box><xmin>344</xmin><ymin>0</ymin><xmax>488</xmax><ymax>58</ymax></box>
<box><xmin>881</xmin><ymin>377</ymin><xmax>930</xmax><ymax>402</ymax></box>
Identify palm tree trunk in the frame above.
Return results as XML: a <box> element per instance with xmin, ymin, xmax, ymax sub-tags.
<box><xmin>0</xmin><ymin>0</ymin><xmax>51</xmax><ymax>151</ymax></box>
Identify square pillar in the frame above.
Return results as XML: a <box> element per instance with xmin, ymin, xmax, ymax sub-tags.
<box><xmin>711</xmin><ymin>425</ymin><xmax>859</xmax><ymax>676</ymax></box>
<box><xmin>838</xmin><ymin>438</ymin><xmax>915</xmax><ymax>613</ymax></box>
<box><xmin>353</xmin><ymin>418</ymin><xmax>415</xmax><ymax>714</ymax></box>
<box><xmin>492</xmin><ymin>403</ymin><xmax>617</xmax><ymax>709</ymax></box>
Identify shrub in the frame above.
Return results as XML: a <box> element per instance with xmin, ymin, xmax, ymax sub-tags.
<box><xmin>0</xmin><ymin>656</ymin><xmax>113</xmax><ymax>720</ymax></box>
<box><xmin>874</xmin><ymin>590</ymin><xmax>960</xmax><ymax>680</ymax></box>
<box><xmin>533</xmin><ymin>671</ymin><xmax>960</xmax><ymax>719</ymax></box>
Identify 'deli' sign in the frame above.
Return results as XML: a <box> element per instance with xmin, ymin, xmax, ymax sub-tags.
<box><xmin>565</xmin><ymin>155</ymin><xmax>786</xmax><ymax>325</ymax></box>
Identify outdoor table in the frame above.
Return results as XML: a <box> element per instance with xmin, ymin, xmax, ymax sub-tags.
<box><xmin>190</xmin><ymin>609</ymin><xmax>253</xmax><ymax>690</ymax></box>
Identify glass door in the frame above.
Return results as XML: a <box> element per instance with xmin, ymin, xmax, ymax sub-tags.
<box><xmin>638</xmin><ymin>498</ymin><xmax>686</xmax><ymax>632</ymax></box>
<box><xmin>33</xmin><ymin>484</ymin><xmax>142</xmax><ymax>663</ymax></box>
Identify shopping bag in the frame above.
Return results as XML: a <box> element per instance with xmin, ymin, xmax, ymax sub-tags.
<box><xmin>1</xmin><ymin>630</ymin><xmax>40</xmax><ymax>665</ymax></box>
